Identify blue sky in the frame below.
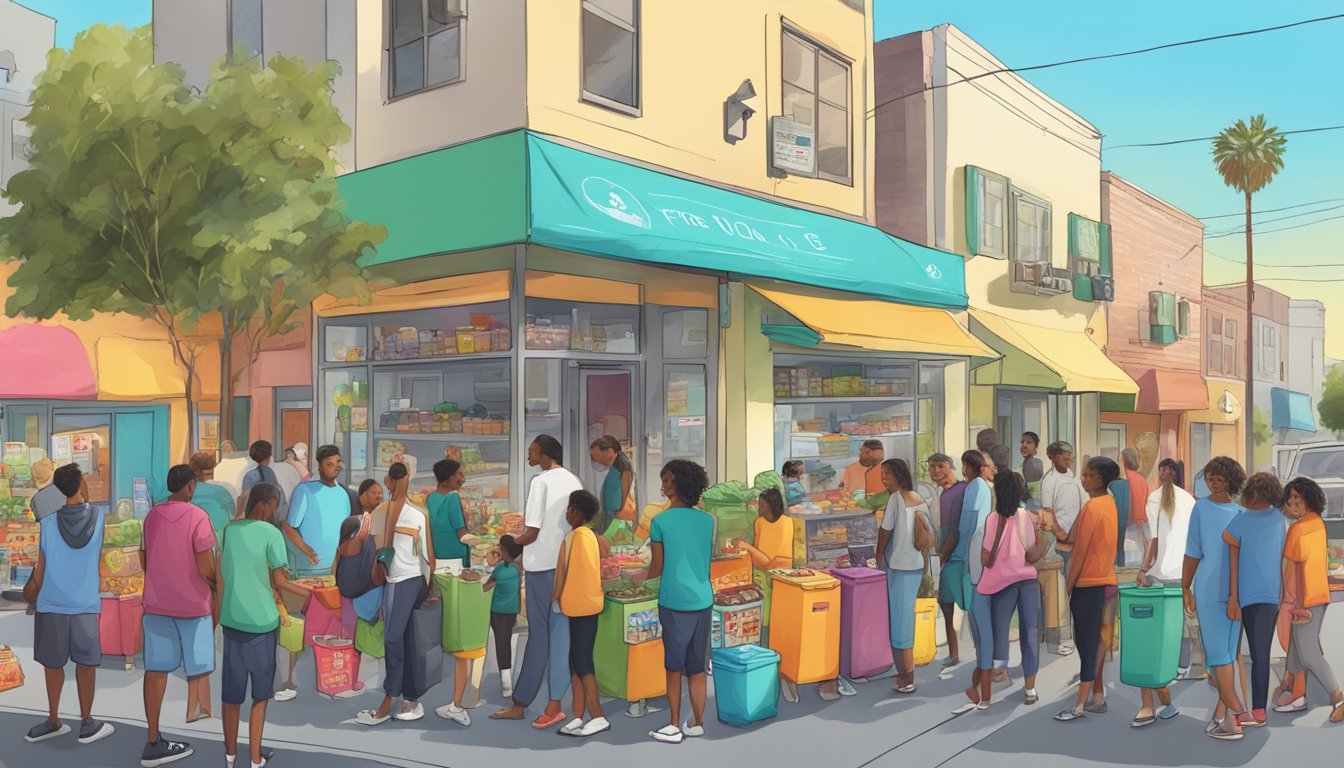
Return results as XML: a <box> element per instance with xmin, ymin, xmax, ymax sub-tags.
<box><xmin>874</xmin><ymin>0</ymin><xmax>1344</xmax><ymax>356</ymax></box>
<box><xmin>18</xmin><ymin>0</ymin><xmax>148</xmax><ymax>48</ymax></box>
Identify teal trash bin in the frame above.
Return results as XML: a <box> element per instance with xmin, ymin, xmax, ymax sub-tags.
<box><xmin>1118</xmin><ymin>584</ymin><xmax>1184</xmax><ymax>688</ymax></box>
<box><xmin>712</xmin><ymin>644</ymin><xmax>780</xmax><ymax>727</ymax></box>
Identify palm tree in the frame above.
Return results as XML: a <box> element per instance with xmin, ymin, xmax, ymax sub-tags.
<box><xmin>1212</xmin><ymin>115</ymin><xmax>1286</xmax><ymax>471</ymax></box>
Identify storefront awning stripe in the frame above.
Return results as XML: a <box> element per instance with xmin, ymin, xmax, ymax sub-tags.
<box><xmin>524</xmin><ymin>270</ymin><xmax>641</xmax><ymax>305</ymax></box>
<box><xmin>968</xmin><ymin>309</ymin><xmax>1139</xmax><ymax>395</ymax></box>
<box><xmin>0</xmin><ymin>324</ymin><xmax>96</xmax><ymax>399</ymax></box>
<box><xmin>313</xmin><ymin>271</ymin><xmax>511</xmax><ymax>318</ymax></box>
<box><xmin>751</xmin><ymin>285</ymin><xmax>998</xmax><ymax>359</ymax></box>
<box><xmin>1270</xmin><ymin>387</ymin><xmax>1315</xmax><ymax>432</ymax></box>
<box><xmin>527</xmin><ymin>134</ymin><xmax>970</xmax><ymax>310</ymax></box>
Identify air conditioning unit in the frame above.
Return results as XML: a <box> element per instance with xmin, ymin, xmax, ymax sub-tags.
<box><xmin>1091</xmin><ymin>275</ymin><xmax>1115</xmax><ymax>302</ymax></box>
<box><xmin>1040</xmin><ymin>275</ymin><xmax>1072</xmax><ymax>293</ymax></box>
<box><xmin>1013</xmin><ymin>261</ymin><xmax>1043</xmax><ymax>285</ymax></box>
<box><xmin>1149</xmin><ymin>291</ymin><xmax>1176</xmax><ymax>325</ymax></box>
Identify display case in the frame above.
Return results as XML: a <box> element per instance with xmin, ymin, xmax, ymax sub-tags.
<box><xmin>788</xmin><ymin>507</ymin><xmax>878</xmax><ymax>570</ymax></box>
<box><xmin>712</xmin><ymin>584</ymin><xmax>764</xmax><ymax>649</ymax></box>
<box><xmin>320</xmin><ymin>367</ymin><xmax>370</xmax><ymax>474</ymax></box>
<box><xmin>774</xmin><ymin>356</ymin><xmax>947</xmax><ymax>495</ymax></box>
<box><xmin>525</xmin><ymin>298</ymin><xmax>639</xmax><ymax>353</ymax></box>
<box><xmin>370</xmin><ymin>303</ymin><xmax>511</xmax><ymax>362</ymax></box>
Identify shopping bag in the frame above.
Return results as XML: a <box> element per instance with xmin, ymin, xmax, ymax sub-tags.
<box><xmin>279</xmin><ymin>616</ymin><xmax>306</xmax><ymax>654</ymax></box>
<box><xmin>355</xmin><ymin>617</ymin><xmax>386</xmax><ymax>659</ymax></box>
<box><xmin>312</xmin><ymin>636</ymin><xmax>360</xmax><ymax>697</ymax></box>
<box><xmin>411</xmin><ymin>597</ymin><xmax>444</xmax><ymax>695</ymax></box>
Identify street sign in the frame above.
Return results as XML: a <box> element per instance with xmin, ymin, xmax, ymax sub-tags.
<box><xmin>772</xmin><ymin>117</ymin><xmax>815</xmax><ymax>175</ymax></box>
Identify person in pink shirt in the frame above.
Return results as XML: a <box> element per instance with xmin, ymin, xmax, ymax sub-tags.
<box><xmin>980</xmin><ymin>471</ymin><xmax>1046</xmax><ymax>705</ymax></box>
<box><xmin>139</xmin><ymin>464</ymin><xmax>218</xmax><ymax>767</ymax></box>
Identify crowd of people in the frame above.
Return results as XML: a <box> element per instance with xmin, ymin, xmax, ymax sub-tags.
<box><xmin>16</xmin><ymin>426</ymin><xmax>1343</xmax><ymax>767</ymax></box>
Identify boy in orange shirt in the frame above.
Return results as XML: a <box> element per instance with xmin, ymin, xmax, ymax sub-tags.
<box><xmin>553</xmin><ymin>490</ymin><xmax>609</xmax><ymax>737</ymax></box>
<box><xmin>1274</xmin><ymin>477</ymin><xmax>1344</xmax><ymax>722</ymax></box>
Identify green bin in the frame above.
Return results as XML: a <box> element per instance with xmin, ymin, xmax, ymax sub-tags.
<box><xmin>1117</xmin><ymin>584</ymin><xmax>1183</xmax><ymax>688</ymax></box>
<box><xmin>435</xmin><ymin>572</ymin><xmax>492</xmax><ymax>653</ymax></box>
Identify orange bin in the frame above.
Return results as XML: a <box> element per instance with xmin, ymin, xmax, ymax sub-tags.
<box><xmin>768</xmin><ymin>569</ymin><xmax>841</xmax><ymax>684</ymax></box>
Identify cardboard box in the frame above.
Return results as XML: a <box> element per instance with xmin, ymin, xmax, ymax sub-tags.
<box><xmin>0</xmin><ymin>645</ymin><xmax>23</xmax><ymax>693</ymax></box>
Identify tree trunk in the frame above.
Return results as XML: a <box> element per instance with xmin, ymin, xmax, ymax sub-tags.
<box><xmin>220</xmin><ymin>311</ymin><xmax>235</xmax><ymax>450</ymax></box>
<box><xmin>1244</xmin><ymin>188</ymin><xmax>1255</xmax><ymax>472</ymax></box>
<box><xmin>182</xmin><ymin>360</ymin><xmax>197</xmax><ymax>463</ymax></box>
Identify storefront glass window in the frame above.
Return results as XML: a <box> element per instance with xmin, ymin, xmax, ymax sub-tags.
<box><xmin>369</xmin><ymin>361</ymin><xmax>511</xmax><ymax>514</ymax></box>
<box><xmin>320</xmin><ymin>368</ymin><xmax>369</xmax><ymax>475</ymax></box>
<box><xmin>662</xmin><ymin>309</ymin><xmax>709</xmax><ymax>359</ymax></box>
<box><xmin>661</xmin><ymin>366</ymin><xmax>708</xmax><ymax>472</ymax></box>
<box><xmin>369</xmin><ymin>302</ymin><xmax>511</xmax><ymax>362</ymax></box>
<box><xmin>324</xmin><ymin>320</ymin><xmax>369</xmax><ymax>364</ymax></box>
<box><xmin>773</xmin><ymin>355</ymin><xmax>923</xmax><ymax>502</ymax></box>
<box><xmin>523</xmin><ymin>358</ymin><xmax>563</xmax><ymax>487</ymax></box>
<box><xmin>525</xmin><ymin>298</ymin><xmax>639</xmax><ymax>353</ymax></box>
<box><xmin>50</xmin><ymin>412</ymin><xmax>112</xmax><ymax>511</ymax></box>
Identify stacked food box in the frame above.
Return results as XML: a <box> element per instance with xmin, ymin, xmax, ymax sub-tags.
<box><xmin>374</xmin><ymin>320</ymin><xmax>511</xmax><ymax>361</ymax></box>
<box><xmin>774</xmin><ymin>366</ymin><xmax>910</xmax><ymax>398</ymax></box>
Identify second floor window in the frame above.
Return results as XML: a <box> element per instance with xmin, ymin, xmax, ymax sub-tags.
<box><xmin>1207</xmin><ymin>310</ymin><xmax>1239</xmax><ymax>377</ymax></box>
<box><xmin>582</xmin><ymin>0</ymin><xmax>640</xmax><ymax>113</ymax></box>
<box><xmin>1258</xmin><ymin>322</ymin><xmax>1279</xmax><ymax>377</ymax></box>
<box><xmin>229</xmin><ymin>0</ymin><xmax>262</xmax><ymax>64</ymax></box>
<box><xmin>390</xmin><ymin>0</ymin><xmax>466</xmax><ymax>99</ymax></box>
<box><xmin>782</xmin><ymin>29</ymin><xmax>851</xmax><ymax>183</ymax></box>
<box><xmin>1012</xmin><ymin>191</ymin><xmax>1051</xmax><ymax>264</ymax></box>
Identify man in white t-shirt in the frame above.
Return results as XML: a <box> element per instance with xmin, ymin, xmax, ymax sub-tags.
<box><xmin>491</xmin><ymin>435</ymin><xmax>583</xmax><ymax>727</ymax></box>
<box><xmin>1039</xmin><ymin>440</ymin><xmax>1085</xmax><ymax>656</ymax></box>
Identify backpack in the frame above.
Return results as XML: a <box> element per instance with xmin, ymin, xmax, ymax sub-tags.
<box><xmin>911</xmin><ymin>505</ymin><xmax>936</xmax><ymax>552</ymax></box>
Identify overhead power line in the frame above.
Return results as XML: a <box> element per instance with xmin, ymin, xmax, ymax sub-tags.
<box><xmin>1206</xmin><ymin>203</ymin><xmax>1344</xmax><ymax>235</ymax></box>
<box><xmin>1199</xmin><ymin>198</ymin><xmax>1344</xmax><ymax>220</ymax></box>
<box><xmin>1206</xmin><ymin>213</ymin><xmax>1344</xmax><ymax>239</ymax></box>
<box><xmin>1107</xmin><ymin>123</ymin><xmax>1344</xmax><ymax>149</ymax></box>
<box><xmin>868</xmin><ymin>13</ymin><xmax>1344</xmax><ymax>116</ymax></box>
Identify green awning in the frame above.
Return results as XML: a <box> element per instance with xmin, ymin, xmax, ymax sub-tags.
<box><xmin>337</xmin><ymin>132</ymin><xmax>528</xmax><ymax>267</ymax></box>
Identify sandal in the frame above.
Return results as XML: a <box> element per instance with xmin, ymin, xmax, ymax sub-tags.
<box><xmin>951</xmin><ymin>702</ymin><xmax>978</xmax><ymax>716</ymax></box>
<box><xmin>1054</xmin><ymin>707</ymin><xmax>1085</xmax><ymax>722</ymax></box>
<box><xmin>1273</xmin><ymin>696</ymin><xmax>1308</xmax><ymax>714</ymax></box>
<box><xmin>531</xmin><ymin>711</ymin><xmax>568</xmax><ymax>730</ymax></box>
<box><xmin>1131</xmin><ymin>709</ymin><xmax>1156</xmax><ymax>728</ymax></box>
<box><xmin>1207</xmin><ymin>721</ymin><xmax>1244</xmax><ymax>741</ymax></box>
<box><xmin>1330</xmin><ymin>699</ymin><xmax>1344</xmax><ymax>724</ymax></box>
<box><xmin>893</xmin><ymin>683</ymin><xmax>917</xmax><ymax>695</ymax></box>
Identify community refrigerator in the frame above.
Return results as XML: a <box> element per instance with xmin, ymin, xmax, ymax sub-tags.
<box><xmin>789</xmin><ymin>501</ymin><xmax>878</xmax><ymax>570</ymax></box>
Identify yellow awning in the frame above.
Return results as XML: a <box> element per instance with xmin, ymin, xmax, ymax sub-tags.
<box><xmin>750</xmin><ymin>284</ymin><xmax>999</xmax><ymax>359</ymax></box>
<box><xmin>314</xmin><ymin>270</ymin><xmax>510</xmax><ymax>317</ymax></box>
<box><xmin>969</xmin><ymin>309</ymin><xmax>1139</xmax><ymax>395</ymax></box>
<box><xmin>95</xmin><ymin>336</ymin><xmax>220</xmax><ymax>401</ymax></box>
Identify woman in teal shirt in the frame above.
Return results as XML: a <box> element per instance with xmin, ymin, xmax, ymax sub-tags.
<box><xmin>427</xmin><ymin>459</ymin><xmax>476</xmax><ymax>568</ymax></box>
<box><xmin>590</xmin><ymin>436</ymin><xmax>635</xmax><ymax>538</ymax></box>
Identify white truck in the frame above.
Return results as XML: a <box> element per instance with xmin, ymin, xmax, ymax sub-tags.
<box><xmin>1274</xmin><ymin>441</ymin><xmax>1344</xmax><ymax>594</ymax></box>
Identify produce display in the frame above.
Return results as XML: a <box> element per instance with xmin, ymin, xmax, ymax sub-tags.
<box><xmin>102</xmin><ymin>519</ymin><xmax>143</xmax><ymax>548</ymax></box>
<box><xmin>605</xmin><ymin>584</ymin><xmax>657</xmax><ymax>602</ymax></box>
<box><xmin>601</xmin><ymin>553</ymin><xmax>647</xmax><ymax>584</ymax></box>
<box><xmin>775</xmin><ymin>366</ymin><xmax>910</xmax><ymax>399</ymax></box>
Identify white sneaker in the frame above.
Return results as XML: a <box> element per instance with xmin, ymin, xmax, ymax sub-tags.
<box><xmin>558</xmin><ymin>718</ymin><xmax>585</xmax><ymax>736</ymax></box>
<box><xmin>578</xmin><ymin>717</ymin><xmax>611</xmax><ymax>737</ymax></box>
<box><xmin>1274</xmin><ymin>696</ymin><xmax>1308</xmax><ymax>714</ymax></box>
<box><xmin>682</xmin><ymin>720</ymin><xmax>704</xmax><ymax>737</ymax></box>
<box><xmin>435</xmin><ymin>703</ymin><xmax>471</xmax><ymax>727</ymax></box>
<box><xmin>650</xmin><ymin>724</ymin><xmax>684</xmax><ymax>744</ymax></box>
<box><xmin>393</xmin><ymin>702</ymin><xmax>424</xmax><ymax>721</ymax></box>
<box><xmin>273</xmin><ymin>688</ymin><xmax>298</xmax><ymax>702</ymax></box>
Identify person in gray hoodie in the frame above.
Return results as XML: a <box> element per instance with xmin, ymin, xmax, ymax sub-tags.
<box><xmin>22</xmin><ymin>463</ymin><xmax>115</xmax><ymax>746</ymax></box>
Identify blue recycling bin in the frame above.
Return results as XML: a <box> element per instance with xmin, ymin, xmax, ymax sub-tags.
<box><xmin>1117</xmin><ymin>584</ymin><xmax>1184</xmax><ymax>688</ymax></box>
<box><xmin>712</xmin><ymin>644</ymin><xmax>780</xmax><ymax>727</ymax></box>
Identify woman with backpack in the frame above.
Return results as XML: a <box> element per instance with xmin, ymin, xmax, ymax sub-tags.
<box><xmin>980</xmin><ymin>471</ymin><xmax>1046</xmax><ymax>706</ymax></box>
<box><xmin>874</xmin><ymin>458</ymin><xmax>935</xmax><ymax>695</ymax></box>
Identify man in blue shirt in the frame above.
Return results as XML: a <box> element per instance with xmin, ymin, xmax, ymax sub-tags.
<box><xmin>22</xmin><ymin>464</ymin><xmax>115</xmax><ymax>746</ymax></box>
<box><xmin>283</xmin><ymin>445</ymin><xmax>354</xmax><ymax>577</ymax></box>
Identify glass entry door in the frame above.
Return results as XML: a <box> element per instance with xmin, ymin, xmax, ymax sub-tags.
<box><xmin>576</xmin><ymin>365</ymin><xmax>637</xmax><ymax>494</ymax></box>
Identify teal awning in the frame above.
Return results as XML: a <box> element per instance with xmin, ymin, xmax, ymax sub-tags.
<box><xmin>339</xmin><ymin>132</ymin><xmax>969</xmax><ymax>309</ymax></box>
<box><xmin>1271</xmin><ymin>387</ymin><xmax>1315</xmax><ymax>432</ymax></box>
<box><xmin>526</xmin><ymin>135</ymin><xmax>968</xmax><ymax>309</ymax></box>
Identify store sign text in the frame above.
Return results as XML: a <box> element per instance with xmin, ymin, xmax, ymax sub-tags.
<box><xmin>657</xmin><ymin>207</ymin><xmax>827</xmax><ymax>254</ymax></box>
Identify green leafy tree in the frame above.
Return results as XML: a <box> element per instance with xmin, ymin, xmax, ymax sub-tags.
<box><xmin>1212</xmin><ymin>115</ymin><xmax>1287</xmax><ymax>469</ymax></box>
<box><xmin>0</xmin><ymin>25</ymin><xmax>383</xmax><ymax>451</ymax></box>
<box><xmin>1320</xmin><ymin>365</ymin><xmax>1344</xmax><ymax>435</ymax></box>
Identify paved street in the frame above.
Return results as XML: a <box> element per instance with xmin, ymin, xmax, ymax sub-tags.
<box><xmin>2</xmin><ymin>606</ymin><xmax>1343</xmax><ymax>768</ymax></box>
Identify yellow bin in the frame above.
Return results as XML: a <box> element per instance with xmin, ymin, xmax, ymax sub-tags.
<box><xmin>913</xmin><ymin>598</ymin><xmax>938</xmax><ymax>666</ymax></box>
<box><xmin>768</xmin><ymin>569</ymin><xmax>841</xmax><ymax>685</ymax></box>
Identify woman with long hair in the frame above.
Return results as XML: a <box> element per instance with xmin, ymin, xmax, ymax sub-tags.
<box><xmin>590</xmin><ymin>436</ymin><xmax>635</xmax><ymax>542</ymax></box>
<box><xmin>1131</xmin><ymin>458</ymin><xmax>1193</xmax><ymax>727</ymax></box>
<box><xmin>980</xmin><ymin>470</ymin><xmax>1045</xmax><ymax>706</ymax></box>
<box><xmin>1054</xmin><ymin>457</ymin><xmax>1120</xmax><ymax>722</ymax></box>
<box><xmin>873</xmin><ymin>459</ymin><xmax>932</xmax><ymax>695</ymax></box>
<box><xmin>1183</xmin><ymin>456</ymin><xmax>1249</xmax><ymax>741</ymax></box>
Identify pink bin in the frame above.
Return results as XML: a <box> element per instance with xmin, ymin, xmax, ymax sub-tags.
<box><xmin>99</xmin><ymin>595</ymin><xmax>143</xmax><ymax>669</ymax></box>
<box><xmin>302</xmin><ymin>593</ymin><xmax>345</xmax><ymax>647</ymax></box>
<box><xmin>829</xmin><ymin>568</ymin><xmax>891</xmax><ymax>679</ymax></box>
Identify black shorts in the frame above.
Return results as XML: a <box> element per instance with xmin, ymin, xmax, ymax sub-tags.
<box><xmin>568</xmin><ymin>613</ymin><xmax>600</xmax><ymax>677</ymax></box>
<box><xmin>33</xmin><ymin>612</ymin><xmax>100</xmax><ymax>669</ymax></box>
<box><xmin>222</xmin><ymin>627</ymin><xmax>278</xmax><ymax>705</ymax></box>
<box><xmin>659</xmin><ymin>606</ymin><xmax>711</xmax><ymax>676</ymax></box>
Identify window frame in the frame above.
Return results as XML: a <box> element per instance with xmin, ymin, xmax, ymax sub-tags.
<box><xmin>580</xmin><ymin>0</ymin><xmax>642</xmax><ymax>116</ymax></box>
<box><xmin>227</xmin><ymin>0</ymin><xmax>264</xmax><ymax>66</ymax></box>
<box><xmin>1257</xmin><ymin>321</ymin><xmax>1279</xmax><ymax>376</ymax></box>
<box><xmin>387</xmin><ymin>0</ymin><xmax>467</xmax><ymax>102</ymax></box>
<box><xmin>968</xmin><ymin>167</ymin><xmax>1009</xmax><ymax>259</ymax></box>
<box><xmin>781</xmin><ymin>25</ymin><xmax>853</xmax><ymax>185</ymax></box>
<box><xmin>1010</xmin><ymin>188</ymin><xmax>1052</xmax><ymax>265</ymax></box>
